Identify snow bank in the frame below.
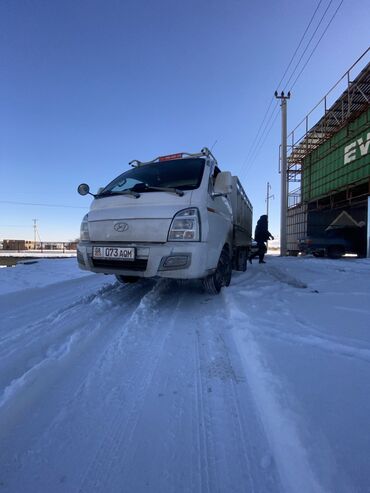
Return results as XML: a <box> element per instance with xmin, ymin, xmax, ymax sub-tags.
<box><xmin>0</xmin><ymin>252</ymin><xmax>76</xmax><ymax>257</ymax></box>
<box><xmin>0</xmin><ymin>258</ymin><xmax>91</xmax><ymax>295</ymax></box>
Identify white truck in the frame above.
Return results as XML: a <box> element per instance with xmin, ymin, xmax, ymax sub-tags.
<box><xmin>77</xmin><ymin>148</ymin><xmax>252</xmax><ymax>294</ymax></box>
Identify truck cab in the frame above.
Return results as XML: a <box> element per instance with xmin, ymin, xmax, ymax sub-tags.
<box><xmin>77</xmin><ymin>148</ymin><xmax>252</xmax><ymax>293</ymax></box>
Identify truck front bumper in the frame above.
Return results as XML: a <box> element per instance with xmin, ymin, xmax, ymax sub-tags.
<box><xmin>77</xmin><ymin>242</ymin><xmax>211</xmax><ymax>279</ymax></box>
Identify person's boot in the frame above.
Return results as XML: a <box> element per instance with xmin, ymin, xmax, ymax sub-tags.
<box><xmin>259</xmin><ymin>260</ymin><xmax>266</xmax><ymax>264</ymax></box>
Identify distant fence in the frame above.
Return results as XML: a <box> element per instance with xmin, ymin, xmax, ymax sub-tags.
<box><xmin>1</xmin><ymin>241</ymin><xmax>78</xmax><ymax>253</ymax></box>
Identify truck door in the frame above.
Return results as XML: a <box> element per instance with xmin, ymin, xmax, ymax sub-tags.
<box><xmin>206</xmin><ymin>165</ymin><xmax>233</xmax><ymax>265</ymax></box>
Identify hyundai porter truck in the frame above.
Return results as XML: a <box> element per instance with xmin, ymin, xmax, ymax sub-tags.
<box><xmin>77</xmin><ymin>148</ymin><xmax>252</xmax><ymax>294</ymax></box>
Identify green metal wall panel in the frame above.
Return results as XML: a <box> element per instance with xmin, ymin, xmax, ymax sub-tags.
<box><xmin>302</xmin><ymin>108</ymin><xmax>370</xmax><ymax>201</ymax></box>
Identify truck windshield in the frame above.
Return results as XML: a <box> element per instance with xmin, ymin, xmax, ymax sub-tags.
<box><xmin>99</xmin><ymin>158</ymin><xmax>205</xmax><ymax>196</ymax></box>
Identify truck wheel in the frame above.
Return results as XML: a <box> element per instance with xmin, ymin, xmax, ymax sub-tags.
<box><xmin>115</xmin><ymin>275</ymin><xmax>139</xmax><ymax>284</ymax></box>
<box><xmin>202</xmin><ymin>248</ymin><xmax>232</xmax><ymax>294</ymax></box>
<box><xmin>313</xmin><ymin>251</ymin><xmax>325</xmax><ymax>258</ymax></box>
<box><xmin>288</xmin><ymin>250</ymin><xmax>299</xmax><ymax>257</ymax></box>
<box><xmin>327</xmin><ymin>246</ymin><xmax>344</xmax><ymax>259</ymax></box>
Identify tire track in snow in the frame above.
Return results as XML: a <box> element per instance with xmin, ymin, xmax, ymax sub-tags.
<box><xmin>235</xmin><ymin>283</ymin><xmax>370</xmax><ymax>365</ymax></box>
<box><xmin>0</xmin><ymin>282</ymin><xmax>117</xmax><ymax>356</ymax></box>
<box><xmin>194</xmin><ymin>329</ymin><xmax>212</xmax><ymax>493</ymax></box>
<box><xmin>265</xmin><ymin>265</ymin><xmax>307</xmax><ymax>289</ymax></box>
<box><xmin>0</xmin><ymin>280</ymin><xmax>155</xmax><ymax>410</ymax></box>
<box><xmin>18</xmin><ymin>280</ymin><xmax>281</xmax><ymax>493</ymax></box>
<box><xmin>224</xmin><ymin>291</ymin><xmax>325</xmax><ymax>493</ymax></box>
<box><xmin>0</xmin><ymin>275</ymin><xmax>111</xmax><ymax>335</ymax></box>
<box><xmin>255</xmin><ymin>324</ymin><xmax>370</xmax><ymax>364</ymax></box>
<box><xmin>232</xmin><ymin>267</ymin><xmax>370</xmax><ymax>365</ymax></box>
<box><xmin>77</xmin><ymin>280</ymin><xmax>183</xmax><ymax>492</ymax></box>
<box><xmin>195</xmin><ymin>327</ymin><xmax>255</xmax><ymax>493</ymax></box>
<box><xmin>0</xmin><ymin>279</ymin><xmax>166</xmax><ymax>492</ymax></box>
<box><xmin>192</xmin><ymin>297</ymin><xmax>281</xmax><ymax>493</ymax></box>
<box><xmin>215</xmin><ymin>331</ymin><xmax>278</xmax><ymax>493</ymax></box>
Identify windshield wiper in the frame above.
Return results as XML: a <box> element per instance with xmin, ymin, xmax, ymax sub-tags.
<box><xmin>136</xmin><ymin>184</ymin><xmax>184</xmax><ymax>196</ymax></box>
<box><xmin>96</xmin><ymin>190</ymin><xmax>140</xmax><ymax>199</ymax></box>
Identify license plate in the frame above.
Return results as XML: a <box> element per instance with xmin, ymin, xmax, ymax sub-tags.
<box><xmin>93</xmin><ymin>246</ymin><xmax>135</xmax><ymax>261</ymax></box>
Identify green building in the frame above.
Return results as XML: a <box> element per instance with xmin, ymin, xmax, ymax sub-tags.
<box><xmin>286</xmin><ymin>52</ymin><xmax>370</xmax><ymax>257</ymax></box>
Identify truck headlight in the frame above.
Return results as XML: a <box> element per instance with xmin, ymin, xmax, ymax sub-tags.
<box><xmin>80</xmin><ymin>214</ymin><xmax>90</xmax><ymax>242</ymax></box>
<box><xmin>168</xmin><ymin>208</ymin><xmax>200</xmax><ymax>241</ymax></box>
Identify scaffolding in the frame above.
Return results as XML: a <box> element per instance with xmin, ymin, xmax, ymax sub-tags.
<box><xmin>287</xmin><ymin>48</ymin><xmax>370</xmax><ymax>203</ymax></box>
<box><xmin>285</xmin><ymin>48</ymin><xmax>370</xmax><ymax>252</ymax></box>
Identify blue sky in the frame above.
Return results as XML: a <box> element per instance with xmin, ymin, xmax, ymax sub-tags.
<box><xmin>1</xmin><ymin>0</ymin><xmax>369</xmax><ymax>241</ymax></box>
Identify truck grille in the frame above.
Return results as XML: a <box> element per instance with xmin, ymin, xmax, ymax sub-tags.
<box><xmin>91</xmin><ymin>258</ymin><xmax>148</xmax><ymax>271</ymax></box>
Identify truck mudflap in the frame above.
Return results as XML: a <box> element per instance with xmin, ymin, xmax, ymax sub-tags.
<box><xmin>233</xmin><ymin>246</ymin><xmax>249</xmax><ymax>272</ymax></box>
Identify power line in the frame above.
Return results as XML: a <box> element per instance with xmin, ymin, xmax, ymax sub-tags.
<box><xmin>243</xmin><ymin>102</ymin><xmax>280</xmax><ymax>176</ymax></box>
<box><xmin>241</xmin><ymin>95</ymin><xmax>275</xmax><ymax>169</ymax></box>
<box><xmin>241</xmin><ymin>0</ymin><xmax>326</xmax><ymax>173</ymax></box>
<box><xmin>242</xmin><ymin>0</ymin><xmax>344</xmax><ymax>176</ymax></box>
<box><xmin>276</xmin><ymin>0</ymin><xmax>324</xmax><ymax>90</ymax></box>
<box><xmin>242</xmin><ymin>105</ymin><xmax>280</xmax><ymax>181</ymax></box>
<box><xmin>283</xmin><ymin>0</ymin><xmax>336</xmax><ymax>91</ymax></box>
<box><xmin>0</xmin><ymin>200</ymin><xmax>87</xmax><ymax>209</ymax></box>
<box><xmin>259</xmin><ymin>106</ymin><xmax>281</xmax><ymax>150</ymax></box>
<box><xmin>290</xmin><ymin>0</ymin><xmax>344</xmax><ymax>91</ymax></box>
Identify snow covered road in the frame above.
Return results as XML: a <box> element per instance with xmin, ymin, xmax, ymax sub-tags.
<box><xmin>1</xmin><ymin>257</ymin><xmax>370</xmax><ymax>492</ymax></box>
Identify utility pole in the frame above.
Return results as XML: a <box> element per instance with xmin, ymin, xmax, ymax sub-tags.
<box><xmin>266</xmin><ymin>181</ymin><xmax>274</xmax><ymax>217</ymax></box>
<box><xmin>266</xmin><ymin>182</ymin><xmax>274</xmax><ymax>250</ymax></box>
<box><xmin>33</xmin><ymin>219</ymin><xmax>37</xmax><ymax>248</ymax></box>
<box><xmin>275</xmin><ymin>90</ymin><xmax>291</xmax><ymax>256</ymax></box>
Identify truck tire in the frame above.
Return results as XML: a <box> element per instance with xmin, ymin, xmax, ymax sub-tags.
<box><xmin>327</xmin><ymin>246</ymin><xmax>344</xmax><ymax>259</ymax></box>
<box><xmin>313</xmin><ymin>251</ymin><xmax>325</xmax><ymax>258</ymax></box>
<box><xmin>288</xmin><ymin>250</ymin><xmax>299</xmax><ymax>257</ymax></box>
<box><xmin>202</xmin><ymin>248</ymin><xmax>232</xmax><ymax>294</ymax></box>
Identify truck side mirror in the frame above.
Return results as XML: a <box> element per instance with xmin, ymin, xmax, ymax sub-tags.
<box><xmin>213</xmin><ymin>172</ymin><xmax>233</xmax><ymax>196</ymax></box>
<box><xmin>78</xmin><ymin>183</ymin><xmax>90</xmax><ymax>196</ymax></box>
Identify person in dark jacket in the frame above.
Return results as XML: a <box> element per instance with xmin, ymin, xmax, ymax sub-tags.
<box><xmin>250</xmin><ymin>214</ymin><xmax>274</xmax><ymax>264</ymax></box>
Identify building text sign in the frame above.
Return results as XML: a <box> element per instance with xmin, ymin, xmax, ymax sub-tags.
<box><xmin>344</xmin><ymin>132</ymin><xmax>370</xmax><ymax>164</ymax></box>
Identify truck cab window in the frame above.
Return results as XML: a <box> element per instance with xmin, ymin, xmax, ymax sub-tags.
<box><xmin>101</xmin><ymin>158</ymin><xmax>206</xmax><ymax>195</ymax></box>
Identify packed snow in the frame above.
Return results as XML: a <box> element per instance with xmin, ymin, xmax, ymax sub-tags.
<box><xmin>0</xmin><ymin>256</ymin><xmax>370</xmax><ymax>492</ymax></box>
<box><xmin>0</xmin><ymin>258</ymin><xmax>88</xmax><ymax>295</ymax></box>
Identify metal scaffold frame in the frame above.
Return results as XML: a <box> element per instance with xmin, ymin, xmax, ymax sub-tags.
<box><xmin>286</xmin><ymin>48</ymin><xmax>370</xmax><ymax>208</ymax></box>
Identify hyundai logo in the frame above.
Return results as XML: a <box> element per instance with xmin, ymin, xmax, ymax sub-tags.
<box><xmin>114</xmin><ymin>222</ymin><xmax>129</xmax><ymax>232</ymax></box>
